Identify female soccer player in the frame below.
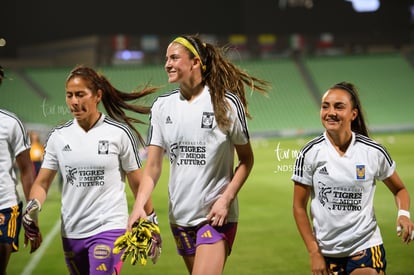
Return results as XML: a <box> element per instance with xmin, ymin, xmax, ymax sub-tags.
<box><xmin>292</xmin><ymin>82</ymin><xmax>414</xmax><ymax>275</ymax></box>
<box><xmin>0</xmin><ymin>65</ymin><xmax>34</xmax><ymax>275</ymax></box>
<box><xmin>23</xmin><ymin>65</ymin><xmax>159</xmax><ymax>275</ymax></box>
<box><xmin>128</xmin><ymin>34</ymin><xmax>270</xmax><ymax>274</ymax></box>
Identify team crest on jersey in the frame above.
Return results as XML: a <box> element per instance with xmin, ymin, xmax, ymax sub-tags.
<box><xmin>356</xmin><ymin>165</ymin><xmax>365</xmax><ymax>180</ymax></box>
<box><xmin>201</xmin><ymin>112</ymin><xmax>214</xmax><ymax>129</ymax></box>
<box><xmin>98</xmin><ymin>140</ymin><xmax>109</xmax><ymax>154</ymax></box>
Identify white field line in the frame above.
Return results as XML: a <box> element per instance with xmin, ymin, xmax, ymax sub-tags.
<box><xmin>21</xmin><ymin>220</ymin><xmax>61</xmax><ymax>275</ymax></box>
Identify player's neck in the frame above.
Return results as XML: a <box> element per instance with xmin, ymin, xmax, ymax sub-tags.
<box><xmin>78</xmin><ymin>112</ymin><xmax>102</xmax><ymax>132</ymax></box>
<box><xmin>179</xmin><ymin>82</ymin><xmax>204</xmax><ymax>102</ymax></box>
<box><xmin>326</xmin><ymin>130</ymin><xmax>352</xmax><ymax>156</ymax></box>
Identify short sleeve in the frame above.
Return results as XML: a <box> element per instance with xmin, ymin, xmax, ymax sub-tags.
<box><xmin>376</xmin><ymin>146</ymin><xmax>396</xmax><ymax>181</ymax></box>
<box><xmin>9</xmin><ymin>115</ymin><xmax>30</xmax><ymax>157</ymax></box>
<box><xmin>291</xmin><ymin>150</ymin><xmax>315</xmax><ymax>186</ymax></box>
<box><xmin>147</xmin><ymin>98</ymin><xmax>165</xmax><ymax>148</ymax></box>
<box><xmin>119</xmin><ymin>127</ymin><xmax>142</xmax><ymax>172</ymax></box>
<box><xmin>42</xmin><ymin>131</ymin><xmax>59</xmax><ymax>170</ymax></box>
<box><xmin>227</xmin><ymin>93</ymin><xmax>249</xmax><ymax>145</ymax></box>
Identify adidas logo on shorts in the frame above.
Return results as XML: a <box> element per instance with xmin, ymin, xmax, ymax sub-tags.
<box><xmin>201</xmin><ymin>230</ymin><xmax>212</xmax><ymax>238</ymax></box>
<box><xmin>96</xmin><ymin>263</ymin><xmax>107</xmax><ymax>271</ymax></box>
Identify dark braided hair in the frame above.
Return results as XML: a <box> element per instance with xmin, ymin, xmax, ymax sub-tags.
<box><xmin>331</xmin><ymin>81</ymin><xmax>369</xmax><ymax>137</ymax></box>
<box><xmin>66</xmin><ymin>65</ymin><xmax>158</xmax><ymax>145</ymax></box>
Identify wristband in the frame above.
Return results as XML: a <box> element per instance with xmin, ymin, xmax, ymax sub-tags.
<box><xmin>398</xmin><ymin>209</ymin><xmax>410</xmax><ymax>219</ymax></box>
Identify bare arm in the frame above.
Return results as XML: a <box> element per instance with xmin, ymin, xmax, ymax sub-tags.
<box><xmin>207</xmin><ymin>142</ymin><xmax>254</xmax><ymax>227</ymax></box>
<box><xmin>23</xmin><ymin>167</ymin><xmax>56</xmax><ymax>253</ymax></box>
<box><xmin>29</xmin><ymin>168</ymin><xmax>57</xmax><ymax>205</ymax></box>
<box><xmin>293</xmin><ymin>182</ymin><xmax>329</xmax><ymax>275</ymax></box>
<box><xmin>383</xmin><ymin>171</ymin><xmax>414</xmax><ymax>243</ymax></box>
<box><xmin>15</xmin><ymin>149</ymin><xmax>34</xmax><ymax>201</ymax></box>
<box><xmin>127</xmin><ymin>168</ymin><xmax>154</xmax><ymax>219</ymax></box>
<box><xmin>127</xmin><ymin>169</ymin><xmax>141</xmax><ymax>198</ymax></box>
<box><xmin>128</xmin><ymin>145</ymin><xmax>164</xmax><ymax>230</ymax></box>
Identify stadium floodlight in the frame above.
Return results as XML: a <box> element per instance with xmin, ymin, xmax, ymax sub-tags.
<box><xmin>346</xmin><ymin>0</ymin><xmax>380</xmax><ymax>13</ymax></box>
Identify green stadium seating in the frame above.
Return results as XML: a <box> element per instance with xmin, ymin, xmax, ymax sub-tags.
<box><xmin>239</xmin><ymin>59</ymin><xmax>320</xmax><ymax>135</ymax></box>
<box><xmin>304</xmin><ymin>53</ymin><xmax>414</xmax><ymax>130</ymax></box>
<box><xmin>1</xmin><ymin>53</ymin><xmax>413</xmax><ymax>137</ymax></box>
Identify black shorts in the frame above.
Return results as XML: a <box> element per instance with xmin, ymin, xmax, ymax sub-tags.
<box><xmin>324</xmin><ymin>244</ymin><xmax>386</xmax><ymax>274</ymax></box>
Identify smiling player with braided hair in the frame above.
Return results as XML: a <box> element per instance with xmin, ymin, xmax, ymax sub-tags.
<box><xmin>23</xmin><ymin>65</ymin><xmax>160</xmax><ymax>275</ymax></box>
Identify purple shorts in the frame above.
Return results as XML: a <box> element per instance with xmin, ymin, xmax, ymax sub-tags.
<box><xmin>170</xmin><ymin>222</ymin><xmax>237</xmax><ymax>256</ymax></box>
<box><xmin>61</xmin><ymin>229</ymin><xmax>125</xmax><ymax>275</ymax></box>
<box><xmin>0</xmin><ymin>202</ymin><xmax>23</xmax><ymax>252</ymax></box>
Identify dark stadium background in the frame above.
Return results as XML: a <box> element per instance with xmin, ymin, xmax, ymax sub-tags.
<box><xmin>1</xmin><ymin>0</ymin><xmax>413</xmax><ymax>58</ymax></box>
<box><xmin>1</xmin><ymin>2</ymin><xmax>414</xmax><ymax>273</ymax></box>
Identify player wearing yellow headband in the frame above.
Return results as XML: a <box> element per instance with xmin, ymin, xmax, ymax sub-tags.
<box><xmin>128</xmin><ymin>34</ymin><xmax>270</xmax><ymax>274</ymax></box>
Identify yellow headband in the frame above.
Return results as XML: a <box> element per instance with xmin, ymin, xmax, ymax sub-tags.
<box><xmin>173</xmin><ymin>37</ymin><xmax>206</xmax><ymax>72</ymax></box>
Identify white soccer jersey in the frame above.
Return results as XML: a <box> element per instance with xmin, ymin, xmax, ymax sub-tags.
<box><xmin>0</xmin><ymin>109</ymin><xmax>31</xmax><ymax>209</ymax></box>
<box><xmin>148</xmin><ymin>86</ymin><xmax>249</xmax><ymax>227</ymax></box>
<box><xmin>42</xmin><ymin>114</ymin><xmax>142</xmax><ymax>238</ymax></box>
<box><xmin>292</xmin><ymin>131</ymin><xmax>395</xmax><ymax>257</ymax></box>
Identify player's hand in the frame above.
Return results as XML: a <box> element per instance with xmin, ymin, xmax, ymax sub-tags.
<box><xmin>22</xmin><ymin>199</ymin><xmax>43</xmax><ymax>253</ymax></box>
<box><xmin>396</xmin><ymin>215</ymin><xmax>414</xmax><ymax>244</ymax></box>
<box><xmin>207</xmin><ymin>196</ymin><xmax>231</xmax><ymax>227</ymax></box>
<box><xmin>309</xmin><ymin>251</ymin><xmax>330</xmax><ymax>275</ymax></box>
<box><xmin>127</xmin><ymin>207</ymin><xmax>147</xmax><ymax>232</ymax></box>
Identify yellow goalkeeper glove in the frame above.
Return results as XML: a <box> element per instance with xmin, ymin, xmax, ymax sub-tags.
<box><xmin>113</xmin><ymin>214</ymin><xmax>161</xmax><ymax>266</ymax></box>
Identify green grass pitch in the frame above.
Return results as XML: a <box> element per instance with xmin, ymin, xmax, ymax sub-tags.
<box><xmin>8</xmin><ymin>132</ymin><xmax>414</xmax><ymax>274</ymax></box>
